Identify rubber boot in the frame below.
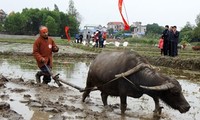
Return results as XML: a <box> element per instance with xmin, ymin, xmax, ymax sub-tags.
<box><xmin>42</xmin><ymin>75</ymin><xmax>51</xmax><ymax>84</ymax></box>
<box><xmin>35</xmin><ymin>71</ymin><xmax>43</xmax><ymax>83</ymax></box>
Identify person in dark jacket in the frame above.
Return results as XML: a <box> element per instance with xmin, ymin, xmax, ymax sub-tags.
<box><xmin>162</xmin><ymin>25</ymin><xmax>169</xmax><ymax>56</ymax></box>
<box><xmin>168</xmin><ymin>26</ymin><xmax>176</xmax><ymax>57</ymax></box>
<box><xmin>98</xmin><ymin>31</ymin><xmax>103</xmax><ymax>48</ymax></box>
<box><xmin>75</xmin><ymin>33</ymin><xmax>79</xmax><ymax>43</ymax></box>
<box><xmin>79</xmin><ymin>33</ymin><xmax>83</xmax><ymax>44</ymax></box>
<box><xmin>173</xmin><ymin>26</ymin><xmax>179</xmax><ymax>56</ymax></box>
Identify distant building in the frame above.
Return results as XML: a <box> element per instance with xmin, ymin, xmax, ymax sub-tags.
<box><xmin>0</xmin><ymin>9</ymin><xmax>7</xmax><ymax>22</ymax></box>
<box><xmin>106</xmin><ymin>21</ymin><xmax>146</xmax><ymax>38</ymax></box>
<box><xmin>131</xmin><ymin>22</ymin><xmax>146</xmax><ymax>37</ymax></box>
<box><xmin>107</xmin><ymin>22</ymin><xmax>124</xmax><ymax>32</ymax></box>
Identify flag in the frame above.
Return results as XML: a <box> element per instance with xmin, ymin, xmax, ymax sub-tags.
<box><xmin>118</xmin><ymin>0</ymin><xmax>130</xmax><ymax>31</ymax></box>
<box><xmin>65</xmin><ymin>26</ymin><xmax>70</xmax><ymax>41</ymax></box>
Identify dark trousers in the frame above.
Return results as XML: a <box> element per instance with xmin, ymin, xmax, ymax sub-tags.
<box><xmin>160</xmin><ymin>49</ymin><xmax>164</xmax><ymax>55</ymax></box>
<box><xmin>79</xmin><ymin>38</ymin><xmax>83</xmax><ymax>43</ymax></box>
<box><xmin>169</xmin><ymin>41</ymin><xmax>176</xmax><ymax>57</ymax></box>
<box><xmin>99</xmin><ymin>39</ymin><xmax>104</xmax><ymax>48</ymax></box>
<box><xmin>163</xmin><ymin>39</ymin><xmax>169</xmax><ymax>56</ymax></box>
<box><xmin>95</xmin><ymin>40</ymin><xmax>99</xmax><ymax>47</ymax></box>
<box><xmin>76</xmin><ymin>39</ymin><xmax>79</xmax><ymax>43</ymax></box>
<box><xmin>174</xmin><ymin>42</ymin><xmax>178</xmax><ymax>56</ymax></box>
<box><xmin>40</xmin><ymin>65</ymin><xmax>51</xmax><ymax>83</ymax></box>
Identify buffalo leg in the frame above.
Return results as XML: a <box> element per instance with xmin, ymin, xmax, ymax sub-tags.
<box><xmin>101</xmin><ymin>92</ymin><xmax>108</xmax><ymax>106</ymax></box>
<box><xmin>82</xmin><ymin>81</ymin><xmax>93</xmax><ymax>102</ymax></box>
<box><xmin>82</xmin><ymin>90</ymin><xmax>90</xmax><ymax>102</ymax></box>
<box><xmin>153</xmin><ymin>97</ymin><xmax>163</xmax><ymax>116</ymax></box>
<box><xmin>120</xmin><ymin>95</ymin><xmax>127</xmax><ymax>114</ymax></box>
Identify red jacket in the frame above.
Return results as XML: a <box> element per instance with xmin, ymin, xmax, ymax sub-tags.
<box><xmin>33</xmin><ymin>36</ymin><xmax>58</xmax><ymax>68</ymax></box>
<box><xmin>158</xmin><ymin>38</ymin><xmax>164</xmax><ymax>49</ymax></box>
<box><xmin>102</xmin><ymin>32</ymin><xmax>107</xmax><ymax>40</ymax></box>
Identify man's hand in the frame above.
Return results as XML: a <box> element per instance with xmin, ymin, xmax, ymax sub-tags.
<box><xmin>41</xmin><ymin>58</ymin><xmax>45</xmax><ymax>63</ymax></box>
<box><xmin>52</xmin><ymin>46</ymin><xmax>59</xmax><ymax>52</ymax></box>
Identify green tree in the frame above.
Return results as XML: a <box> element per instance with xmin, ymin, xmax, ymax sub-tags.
<box><xmin>22</xmin><ymin>8</ymin><xmax>61</xmax><ymax>35</ymax></box>
<box><xmin>146</xmin><ymin>23</ymin><xmax>163</xmax><ymax>35</ymax></box>
<box><xmin>59</xmin><ymin>12</ymin><xmax>68</xmax><ymax>36</ymax></box>
<box><xmin>3</xmin><ymin>6</ymin><xmax>80</xmax><ymax>36</ymax></box>
<box><xmin>67</xmin><ymin>0</ymin><xmax>80</xmax><ymax>37</ymax></box>
<box><xmin>192</xmin><ymin>13</ymin><xmax>200</xmax><ymax>39</ymax></box>
<box><xmin>193</xmin><ymin>22</ymin><xmax>200</xmax><ymax>39</ymax></box>
<box><xmin>54</xmin><ymin>4</ymin><xmax>59</xmax><ymax>12</ymax></box>
<box><xmin>4</xmin><ymin>12</ymin><xmax>27</xmax><ymax>34</ymax></box>
<box><xmin>42</xmin><ymin>9</ymin><xmax>61</xmax><ymax>35</ymax></box>
<box><xmin>67</xmin><ymin>15</ymin><xmax>80</xmax><ymax>37</ymax></box>
<box><xmin>45</xmin><ymin>16</ymin><xmax>57</xmax><ymax>36</ymax></box>
<box><xmin>22</xmin><ymin>8</ymin><xmax>41</xmax><ymax>35</ymax></box>
<box><xmin>0</xmin><ymin>10</ymin><xmax>6</xmax><ymax>32</ymax></box>
<box><xmin>179</xmin><ymin>22</ymin><xmax>194</xmax><ymax>42</ymax></box>
<box><xmin>195</xmin><ymin>13</ymin><xmax>200</xmax><ymax>25</ymax></box>
<box><xmin>0</xmin><ymin>23</ymin><xmax>3</xmax><ymax>31</ymax></box>
<box><xmin>68</xmin><ymin>0</ymin><xmax>77</xmax><ymax>16</ymax></box>
<box><xmin>68</xmin><ymin>0</ymin><xmax>82</xmax><ymax>23</ymax></box>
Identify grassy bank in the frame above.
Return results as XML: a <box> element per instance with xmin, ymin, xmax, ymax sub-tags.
<box><xmin>0</xmin><ymin>37</ymin><xmax>68</xmax><ymax>45</ymax></box>
<box><xmin>0</xmin><ymin>37</ymin><xmax>200</xmax><ymax>71</ymax></box>
<box><xmin>0</xmin><ymin>37</ymin><xmax>199</xmax><ymax>58</ymax></box>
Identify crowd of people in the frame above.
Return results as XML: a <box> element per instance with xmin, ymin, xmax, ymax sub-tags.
<box><xmin>75</xmin><ymin>30</ymin><xmax>107</xmax><ymax>48</ymax></box>
<box><xmin>158</xmin><ymin>25</ymin><xmax>179</xmax><ymax>57</ymax></box>
<box><xmin>92</xmin><ymin>30</ymin><xmax>107</xmax><ymax>48</ymax></box>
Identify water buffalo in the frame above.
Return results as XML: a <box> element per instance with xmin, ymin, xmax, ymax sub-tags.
<box><xmin>82</xmin><ymin>51</ymin><xmax>190</xmax><ymax>115</ymax></box>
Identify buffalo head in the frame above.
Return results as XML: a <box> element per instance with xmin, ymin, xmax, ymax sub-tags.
<box><xmin>140</xmin><ymin>78</ymin><xmax>190</xmax><ymax>113</ymax></box>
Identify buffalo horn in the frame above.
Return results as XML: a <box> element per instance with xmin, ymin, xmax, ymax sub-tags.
<box><xmin>140</xmin><ymin>82</ymin><xmax>174</xmax><ymax>90</ymax></box>
<box><xmin>115</xmin><ymin>63</ymin><xmax>151</xmax><ymax>78</ymax></box>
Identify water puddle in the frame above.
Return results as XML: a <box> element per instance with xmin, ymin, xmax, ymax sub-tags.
<box><xmin>0</xmin><ymin>55</ymin><xmax>200</xmax><ymax>120</ymax></box>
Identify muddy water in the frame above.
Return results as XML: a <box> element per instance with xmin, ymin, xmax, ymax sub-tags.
<box><xmin>0</xmin><ymin>56</ymin><xmax>200</xmax><ymax>120</ymax></box>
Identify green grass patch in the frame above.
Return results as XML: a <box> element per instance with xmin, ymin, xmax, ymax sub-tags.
<box><xmin>0</xmin><ymin>37</ymin><xmax>71</xmax><ymax>45</ymax></box>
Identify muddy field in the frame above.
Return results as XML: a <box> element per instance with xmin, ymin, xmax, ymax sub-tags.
<box><xmin>0</xmin><ymin>42</ymin><xmax>200</xmax><ymax>120</ymax></box>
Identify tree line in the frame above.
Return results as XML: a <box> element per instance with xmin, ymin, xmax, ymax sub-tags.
<box><xmin>0</xmin><ymin>1</ymin><xmax>80</xmax><ymax>38</ymax></box>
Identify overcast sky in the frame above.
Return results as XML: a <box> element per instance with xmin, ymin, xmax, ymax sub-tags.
<box><xmin>1</xmin><ymin>0</ymin><xmax>200</xmax><ymax>30</ymax></box>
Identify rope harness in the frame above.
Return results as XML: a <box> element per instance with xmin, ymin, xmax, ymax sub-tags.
<box><xmin>83</xmin><ymin>63</ymin><xmax>157</xmax><ymax>92</ymax></box>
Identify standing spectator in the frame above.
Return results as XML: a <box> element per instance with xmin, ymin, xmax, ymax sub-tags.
<box><xmin>33</xmin><ymin>26</ymin><xmax>59</xmax><ymax>84</ymax></box>
<box><xmin>98</xmin><ymin>31</ymin><xmax>103</xmax><ymax>48</ymax></box>
<box><xmin>162</xmin><ymin>25</ymin><xmax>169</xmax><ymax>56</ymax></box>
<box><xmin>102</xmin><ymin>32</ymin><xmax>107</xmax><ymax>47</ymax></box>
<box><xmin>158</xmin><ymin>36</ymin><xmax>164</xmax><ymax>55</ymax></box>
<box><xmin>94</xmin><ymin>30</ymin><xmax>99</xmax><ymax>47</ymax></box>
<box><xmin>168</xmin><ymin>26</ymin><xmax>175</xmax><ymax>57</ymax></box>
<box><xmin>86</xmin><ymin>31</ymin><xmax>91</xmax><ymax>45</ymax></box>
<box><xmin>75</xmin><ymin>33</ymin><xmax>79</xmax><ymax>43</ymax></box>
<box><xmin>79</xmin><ymin>33</ymin><xmax>83</xmax><ymax>44</ymax></box>
<box><xmin>173</xmin><ymin>26</ymin><xmax>179</xmax><ymax>56</ymax></box>
<box><xmin>91</xmin><ymin>32</ymin><xmax>95</xmax><ymax>42</ymax></box>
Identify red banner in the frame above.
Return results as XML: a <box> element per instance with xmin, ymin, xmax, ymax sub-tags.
<box><xmin>118</xmin><ymin>0</ymin><xmax>130</xmax><ymax>31</ymax></box>
<box><xmin>65</xmin><ymin>26</ymin><xmax>70</xmax><ymax>41</ymax></box>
